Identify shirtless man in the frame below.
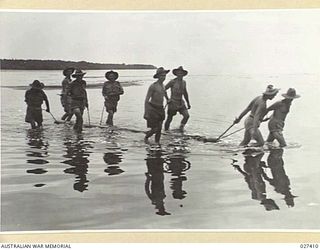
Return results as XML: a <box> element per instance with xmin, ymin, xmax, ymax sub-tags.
<box><xmin>265</xmin><ymin>88</ymin><xmax>300</xmax><ymax>147</ymax></box>
<box><xmin>144</xmin><ymin>67</ymin><xmax>170</xmax><ymax>144</ymax></box>
<box><xmin>234</xmin><ymin>85</ymin><xmax>279</xmax><ymax>147</ymax></box>
<box><xmin>164</xmin><ymin>66</ymin><xmax>191</xmax><ymax>132</ymax></box>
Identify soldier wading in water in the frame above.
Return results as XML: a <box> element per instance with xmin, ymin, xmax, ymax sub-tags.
<box><xmin>144</xmin><ymin>67</ymin><xmax>170</xmax><ymax>145</ymax></box>
<box><xmin>67</xmin><ymin>69</ymin><xmax>88</xmax><ymax>132</ymax></box>
<box><xmin>164</xmin><ymin>66</ymin><xmax>191</xmax><ymax>132</ymax></box>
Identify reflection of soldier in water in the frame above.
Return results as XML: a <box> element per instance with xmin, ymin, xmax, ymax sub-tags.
<box><xmin>103</xmin><ymin>151</ymin><xmax>124</xmax><ymax>176</ymax></box>
<box><xmin>261</xmin><ymin>149</ymin><xmax>297</xmax><ymax>207</ymax></box>
<box><xmin>145</xmin><ymin>153</ymin><xmax>171</xmax><ymax>216</ymax></box>
<box><xmin>26</xmin><ymin>129</ymin><xmax>49</xmax><ymax>160</ymax></box>
<box><xmin>164</xmin><ymin>154</ymin><xmax>191</xmax><ymax>200</ymax></box>
<box><xmin>62</xmin><ymin>135</ymin><xmax>92</xmax><ymax>192</ymax></box>
<box><xmin>26</xmin><ymin>130</ymin><xmax>49</xmax><ymax>183</ymax></box>
<box><xmin>232</xmin><ymin>150</ymin><xmax>280</xmax><ymax>211</ymax></box>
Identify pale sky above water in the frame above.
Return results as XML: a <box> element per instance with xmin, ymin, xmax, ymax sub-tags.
<box><xmin>1</xmin><ymin>10</ymin><xmax>320</xmax><ymax>75</ymax></box>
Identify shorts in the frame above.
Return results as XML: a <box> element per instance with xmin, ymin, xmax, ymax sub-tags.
<box><xmin>71</xmin><ymin>98</ymin><xmax>86</xmax><ymax>111</ymax></box>
<box><xmin>144</xmin><ymin>102</ymin><xmax>165</xmax><ymax>129</ymax></box>
<box><xmin>268</xmin><ymin>118</ymin><xmax>285</xmax><ymax>133</ymax></box>
<box><xmin>104</xmin><ymin>95</ymin><xmax>120</xmax><ymax>113</ymax></box>
<box><xmin>244</xmin><ymin>115</ymin><xmax>261</xmax><ymax>131</ymax></box>
<box><xmin>167</xmin><ymin>100</ymin><xmax>187</xmax><ymax>116</ymax></box>
<box><xmin>25</xmin><ymin>106</ymin><xmax>43</xmax><ymax>124</ymax></box>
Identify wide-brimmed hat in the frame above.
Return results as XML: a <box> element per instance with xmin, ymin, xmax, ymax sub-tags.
<box><xmin>263</xmin><ymin>84</ymin><xmax>280</xmax><ymax>96</ymax></box>
<box><xmin>282</xmin><ymin>88</ymin><xmax>301</xmax><ymax>99</ymax></box>
<box><xmin>72</xmin><ymin>69</ymin><xmax>86</xmax><ymax>78</ymax></box>
<box><xmin>105</xmin><ymin>70</ymin><xmax>119</xmax><ymax>80</ymax></box>
<box><xmin>153</xmin><ymin>67</ymin><xmax>170</xmax><ymax>79</ymax></box>
<box><xmin>63</xmin><ymin>67</ymin><xmax>75</xmax><ymax>76</ymax></box>
<box><xmin>173</xmin><ymin>66</ymin><xmax>188</xmax><ymax>76</ymax></box>
<box><xmin>29</xmin><ymin>80</ymin><xmax>44</xmax><ymax>89</ymax></box>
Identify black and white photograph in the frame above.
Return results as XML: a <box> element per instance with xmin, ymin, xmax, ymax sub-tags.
<box><xmin>1</xmin><ymin>9</ymin><xmax>320</xmax><ymax>232</ymax></box>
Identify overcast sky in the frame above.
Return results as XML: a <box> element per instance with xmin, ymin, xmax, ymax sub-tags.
<box><xmin>1</xmin><ymin>10</ymin><xmax>319</xmax><ymax>74</ymax></box>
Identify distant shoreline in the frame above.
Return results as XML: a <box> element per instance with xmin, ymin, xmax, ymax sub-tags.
<box><xmin>0</xmin><ymin>59</ymin><xmax>157</xmax><ymax>70</ymax></box>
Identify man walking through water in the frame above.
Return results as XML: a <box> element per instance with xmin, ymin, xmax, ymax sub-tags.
<box><xmin>265</xmin><ymin>88</ymin><xmax>300</xmax><ymax>147</ymax></box>
<box><xmin>67</xmin><ymin>69</ymin><xmax>88</xmax><ymax>132</ymax></box>
<box><xmin>164</xmin><ymin>66</ymin><xmax>191</xmax><ymax>132</ymax></box>
<box><xmin>234</xmin><ymin>85</ymin><xmax>279</xmax><ymax>147</ymax></box>
<box><xmin>61</xmin><ymin>67</ymin><xmax>75</xmax><ymax>121</ymax></box>
<box><xmin>25</xmin><ymin>80</ymin><xmax>50</xmax><ymax>129</ymax></box>
<box><xmin>144</xmin><ymin>67</ymin><xmax>170</xmax><ymax>145</ymax></box>
<box><xmin>102</xmin><ymin>70</ymin><xmax>124</xmax><ymax>126</ymax></box>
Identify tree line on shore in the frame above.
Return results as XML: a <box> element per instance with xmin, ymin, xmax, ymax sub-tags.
<box><xmin>0</xmin><ymin>59</ymin><xmax>157</xmax><ymax>70</ymax></box>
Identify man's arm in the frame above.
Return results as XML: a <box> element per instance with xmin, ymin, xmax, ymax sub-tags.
<box><xmin>25</xmin><ymin>90</ymin><xmax>29</xmax><ymax>104</ymax></box>
<box><xmin>102</xmin><ymin>84</ymin><xmax>106</xmax><ymax>97</ymax></box>
<box><xmin>145</xmin><ymin>85</ymin><xmax>153</xmax><ymax>106</ymax></box>
<box><xmin>118</xmin><ymin>83</ymin><xmax>124</xmax><ymax>95</ymax></box>
<box><xmin>164</xmin><ymin>80</ymin><xmax>173</xmax><ymax>102</ymax></box>
<box><xmin>43</xmin><ymin>92</ymin><xmax>50</xmax><ymax>113</ymax></box>
<box><xmin>183</xmin><ymin>82</ymin><xmax>191</xmax><ymax>109</ymax></box>
<box><xmin>66</xmin><ymin>82</ymin><xmax>72</xmax><ymax>96</ymax></box>
<box><xmin>84</xmin><ymin>89</ymin><xmax>89</xmax><ymax>109</ymax></box>
<box><xmin>164</xmin><ymin>80</ymin><xmax>174</xmax><ymax>90</ymax></box>
<box><xmin>234</xmin><ymin>98</ymin><xmax>255</xmax><ymax>124</ymax></box>
<box><xmin>266</xmin><ymin>101</ymin><xmax>281</xmax><ymax>112</ymax></box>
<box><xmin>261</xmin><ymin>101</ymin><xmax>281</xmax><ymax>121</ymax></box>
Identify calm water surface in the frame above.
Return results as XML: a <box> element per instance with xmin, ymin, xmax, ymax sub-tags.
<box><xmin>1</xmin><ymin>70</ymin><xmax>320</xmax><ymax>231</ymax></box>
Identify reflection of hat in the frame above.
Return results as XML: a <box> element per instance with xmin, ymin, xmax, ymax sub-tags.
<box><xmin>30</xmin><ymin>80</ymin><xmax>44</xmax><ymax>89</ymax></box>
<box><xmin>63</xmin><ymin>67</ymin><xmax>75</xmax><ymax>76</ymax></box>
<box><xmin>173</xmin><ymin>66</ymin><xmax>188</xmax><ymax>76</ymax></box>
<box><xmin>153</xmin><ymin>67</ymin><xmax>170</xmax><ymax>79</ymax></box>
<box><xmin>105</xmin><ymin>70</ymin><xmax>119</xmax><ymax>80</ymax></box>
<box><xmin>263</xmin><ymin>84</ymin><xmax>280</xmax><ymax>96</ymax></box>
<box><xmin>282</xmin><ymin>88</ymin><xmax>301</xmax><ymax>99</ymax></box>
<box><xmin>72</xmin><ymin>69</ymin><xmax>86</xmax><ymax>78</ymax></box>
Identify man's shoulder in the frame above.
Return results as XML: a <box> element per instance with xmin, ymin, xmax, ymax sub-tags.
<box><xmin>253</xmin><ymin>95</ymin><xmax>264</xmax><ymax>103</ymax></box>
<box><xmin>150</xmin><ymin>81</ymin><xmax>158</xmax><ymax>87</ymax></box>
<box><xmin>62</xmin><ymin>77</ymin><xmax>69</xmax><ymax>83</ymax></box>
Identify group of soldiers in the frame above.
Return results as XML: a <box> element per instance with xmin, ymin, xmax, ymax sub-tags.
<box><xmin>24</xmin><ymin>66</ymin><xmax>300</xmax><ymax>148</ymax></box>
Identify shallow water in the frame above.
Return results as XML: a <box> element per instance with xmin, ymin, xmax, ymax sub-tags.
<box><xmin>1</xmin><ymin>70</ymin><xmax>320</xmax><ymax>231</ymax></box>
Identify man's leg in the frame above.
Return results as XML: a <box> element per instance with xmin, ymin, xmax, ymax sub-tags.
<box><xmin>106</xmin><ymin>110</ymin><xmax>114</xmax><ymax>126</ymax></box>
<box><xmin>155</xmin><ymin>122</ymin><xmax>163</xmax><ymax>144</ymax></box>
<box><xmin>145</xmin><ymin>128</ymin><xmax>157</xmax><ymax>143</ymax></box>
<box><xmin>164</xmin><ymin>112</ymin><xmax>174</xmax><ymax>131</ymax></box>
<box><xmin>239</xmin><ymin>129</ymin><xmax>251</xmax><ymax>146</ymax></box>
<box><xmin>61</xmin><ymin>113</ymin><xmax>69</xmax><ymax>120</ymax></box>
<box><xmin>35</xmin><ymin>110</ymin><xmax>43</xmax><ymax>128</ymax></box>
<box><xmin>73</xmin><ymin>108</ymin><xmax>83</xmax><ymax>132</ymax></box>
<box><xmin>273</xmin><ymin>131</ymin><xmax>287</xmax><ymax>147</ymax></box>
<box><xmin>252</xmin><ymin>128</ymin><xmax>264</xmax><ymax>147</ymax></box>
<box><xmin>266</xmin><ymin>132</ymin><xmax>275</xmax><ymax>143</ymax></box>
<box><xmin>30</xmin><ymin>120</ymin><xmax>37</xmax><ymax>129</ymax></box>
<box><xmin>180</xmin><ymin>109</ymin><xmax>190</xmax><ymax>131</ymax></box>
<box><xmin>66</xmin><ymin>113</ymin><xmax>74</xmax><ymax>122</ymax></box>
